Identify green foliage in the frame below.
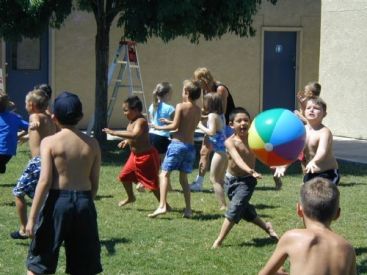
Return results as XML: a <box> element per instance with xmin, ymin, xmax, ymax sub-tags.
<box><xmin>0</xmin><ymin>0</ymin><xmax>72</xmax><ymax>41</ymax></box>
<box><xmin>0</xmin><ymin>143</ymin><xmax>367</xmax><ymax>274</ymax></box>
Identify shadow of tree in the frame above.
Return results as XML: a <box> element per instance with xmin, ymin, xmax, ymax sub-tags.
<box><xmin>254</xmin><ymin>203</ymin><xmax>280</xmax><ymax>210</ymax></box>
<box><xmin>338</xmin><ymin>182</ymin><xmax>366</xmax><ymax>187</ymax></box>
<box><xmin>95</xmin><ymin>194</ymin><xmax>114</xmax><ymax>200</ymax></box>
<box><xmin>0</xmin><ymin>183</ymin><xmax>15</xmax><ymax>188</ymax></box>
<box><xmin>100</xmin><ymin>237</ymin><xmax>130</xmax><ymax>255</ymax></box>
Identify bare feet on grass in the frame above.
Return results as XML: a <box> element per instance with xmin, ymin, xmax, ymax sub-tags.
<box><xmin>265</xmin><ymin>222</ymin><xmax>279</xmax><ymax>240</ymax></box>
<box><xmin>148</xmin><ymin>206</ymin><xmax>167</xmax><ymax>218</ymax></box>
<box><xmin>118</xmin><ymin>197</ymin><xmax>136</xmax><ymax>207</ymax></box>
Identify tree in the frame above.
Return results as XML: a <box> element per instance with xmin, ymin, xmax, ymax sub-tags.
<box><xmin>0</xmin><ymin>0</ymin><xmax>277</xmax><ymax>144</ymax></box>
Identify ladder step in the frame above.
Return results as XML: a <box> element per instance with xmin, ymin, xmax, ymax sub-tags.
<box><xmin>132</xmin><ymin>90</ymin><xmax>144</xmax><ymax>94</ymax></box>
<box><xmin>116</xmin><ymin>61</ymin><xmax>139</xmax><ymax>69</ymax></box>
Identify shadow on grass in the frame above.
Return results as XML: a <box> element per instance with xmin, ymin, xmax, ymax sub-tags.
<box><xmin>0</xmin><ymin>201</ymin><xmax>30</xmax><ymax>207</ymax></box>
<box><xmin>239</xmin><ymin>237</ymin><xmax>278</xmax><ymax>248</ymax></box>
<box><xmin>95</xmin><ymin>194</ymin><xmax>114</xmax><ymax>200</ymax></box>
<box><xmin>338</xmin><ymin>181</ymin><xmax>366</xmax><ymax>187</ymax></box>
<box><xmin>100</xmin><ymin>237</ymin><xmax>130</xmax><ymax>255</ymax></box>
<box><xmin>254</xmin><ymin>203</ymin><xmax>280</xmax><ymax>210</ymax></box>
<box><xmin>191</xmin><ymin>213</ymin><xmax>223</xmax><ymax>221</ymax></box>
<box><xmin>358</xmin><ymin>259</ymin><xmax>367</xmax><ymax>274</ymax></box>
<box><xmin>255</xmin><ymin>186</ymin><xmax>281</xmax><ymax>191</ymax></box>
<box><xmin>0</xmin><ymin>183</ymin><xmax>15</xmax><ymax>188</ymax></box>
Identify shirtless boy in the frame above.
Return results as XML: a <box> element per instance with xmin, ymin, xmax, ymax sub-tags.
<box><xmin>259</xmin><ymin>177</ymin><xmax>356</xmax><ymax>275</ymax></box>
<box><xmin>26</xmin><ymin>91</ymin><xmax>102</xmax><ymax>274</ymax></box>
<box><xmin>149</xmin><ymin>80</ymin><xmax>202</xmax><ymax>218</ymax></box>
<box><xmin>103</xmin><ymin>95</ymin><xmax>161</xmax><ymax>206</ymax></box>
<box><xmin>212</xmin><ymin>107</ymin><xmax>278</xmax><ymax>248</ymax></box>
<box><xmin>275</xmin><ymin>97</ymin><xmax>339</xmax><ymax>185</ymax></box>
<box><xmin>11</xmin><ymin>89</ymin><xmax>57</xmax><ymax>239</ymax></box>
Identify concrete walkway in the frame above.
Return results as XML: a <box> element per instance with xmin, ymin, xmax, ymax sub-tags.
<box><xmin>333</xmin><ymin>136</ymin><xmax>367</xmax><ymax>164</ymax></box>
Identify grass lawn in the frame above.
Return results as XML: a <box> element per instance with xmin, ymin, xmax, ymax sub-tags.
<box><xmin>0</xmin><ymin>141</ymin><xmax>366</xmax><ymax>274</ymax></box>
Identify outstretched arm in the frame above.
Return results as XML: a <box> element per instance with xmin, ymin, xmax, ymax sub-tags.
<box><xmin>306</xmin><ymin>128</ymin><xmax>333</xmax><ymax>173</ymax></box>
<box><xmin>103</xmin><ymin>118</ymin><xmax>146</xmax><ymax>139</ymax></box>
<box><xmin>225</xmin><ymin>138</ymin><xmax>261</xmax><ymax>179</ymax></box>
<box><xmin>153</xmin><ymin>103</ymin><xmax>182</xmax><ymax>131</ymax></box>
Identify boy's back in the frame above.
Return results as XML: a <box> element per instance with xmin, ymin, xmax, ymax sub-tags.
<box><xmin>277</xmin><ymin>228</ymin><xmax>356</xmax><ymax>275</ymax></box>
<box><xmin>28</xmin><ymin>112</ymin><xmax>57</xmax><ymax>157</ymax></box>
<box><xmin>43</xmin><ymin>128</ymin><xmax>100</xmax><ymax>192</ymax></box>
<box><xmin>172</xmin><ymin>101</ymin><xmax>201</xmax><ymax>144</ymax></box>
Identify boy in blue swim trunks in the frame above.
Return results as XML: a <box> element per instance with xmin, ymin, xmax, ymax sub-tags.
<box><xmin>274</xmin><ymin>97</ymin><xmax>340</xmax><ymax>185</ymax></box>
<box><xmin>11</xmin><ymin>89</ymin><xmax>57</xmax><ymax>240</ymax></box>
<box><xmin>149</xmin><ymin>80</ymin><xmax>202</xmax><ymax>218</ymax></box>
<box><xmin>212</xmin><ymin>107</ymin><xmax>278</xmax><ymax>248</ymax></box>
<box><xmin>25</xmin><ymin>91</ymin><xmax>102</xmax><ymax>274</ymax></box>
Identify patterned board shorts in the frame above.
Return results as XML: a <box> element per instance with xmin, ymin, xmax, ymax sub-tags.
<box><xmin>13</xmin><ymin>156</ymin><xmax>41</xmax><ymax>198</ymax></box>
<box><xmin>161</xmin><ymin>141</ymin><xmax>196</xmax><ymax>173</ymax></box>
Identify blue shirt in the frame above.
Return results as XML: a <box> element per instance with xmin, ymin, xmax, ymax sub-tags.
<box><xmin>149</xmin><ymin>102</ymin><xmax>175</xmax><ymax>138</ymax></box>
<box><xmin>0</xmin><ymin>111</ymin><xmax>29</xmax><ymax>155</ymax></box>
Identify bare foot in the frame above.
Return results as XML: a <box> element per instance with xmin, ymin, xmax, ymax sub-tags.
<box><xmin>219</xmin><ymin>205</ymin><xmax>227</xmax><ymax>211</ymax></box>
<box><xmin>211</xmin><ymin>239</ymin><xmax>221</xmax><ymax>249</ymax></box>
<box><xmin>136</xmin><ymin>183</ymin><xmax>145</xmax><ymax>192</ymax></box>
<box><xmin>118</xmin><ymin>197</ymin><xmax>136</xmax><ymax>207</ymax></box>
<box><xmin>265</xmin><ymin>222</ymin><xmax>279</xmax><ymax>240</ymax></box>
<box><xmin>182</xmin><ymin>208</ymin><xmax>193</xmax><ymax>218</ymax></box>
<box><xmin>148</xmin><ymin>207</ymin><xmax>167</xmax><ymax>218</ymax></box>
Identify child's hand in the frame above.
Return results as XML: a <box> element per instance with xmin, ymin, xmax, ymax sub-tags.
<box><xmin>102</xmin><ymin>128</ymin><xmax>113</xmax><ymax>135</ymax></box>
<box><xmin>159</xmin><ymin>118</ymin><xmax>170</xmax><ymax>124</ymax></box>
<box><xmin>305</xmin><ymin>160</ymin><xmax>317</xmax><ymax>174</ymax></box>
<box><xmin>117</xmin><ymin>140</ymin><xmax>128</xmax><ymax>149</ymax></box>
<box><xmin>25</xmin><ymin>219</ymin><xmax>35</xmax><ymax>239</ymax></box>
<box><xmin>252</xmin><ymin>171</ymin><xmax>262</xmax><ymax>179</ymax></box>
<box><xmin>273</xmin><ymin>166</ymin><xmax>286</xmax><ymax>177</ymax></box>
<box><xmin>29</xmin><ymin>121</ymin><xmax>40</xmax><ymax>130</ymax></box>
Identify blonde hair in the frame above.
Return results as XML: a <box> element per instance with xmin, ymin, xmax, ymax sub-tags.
<box><xmin>152</xmin><ymin>82</ymin><xmax>172</xmax><ymax>116</ymax></box>
<box><xmin>26</xmin><ymin>89</ymin><xmax>49</xmax><ymax>111</ymax></box>
<box><xmin>203</xmin><ymin>92</ymin><xmax>223</xmax><ymax>115</ymax></box>
<box><xmin>193</xmin><ymin>67</ymin><xmax>215</xmax><ymax>89</ymax></box>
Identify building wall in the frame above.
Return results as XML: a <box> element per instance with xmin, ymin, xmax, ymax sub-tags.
<box><xmin>50</xmin><ymin>0</ymin><xmax>321</xmax><ymax>128</ymax></box>
<box><xmin>319</xmin><ymin>1</ymin><xmax>367</xmax><ymax>139</ymax></box>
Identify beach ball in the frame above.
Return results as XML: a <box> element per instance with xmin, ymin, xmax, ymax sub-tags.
<box><xmin>248</xmin><ymin>108</ymin><xmax>306</xmax><ymax>167</ymax></box>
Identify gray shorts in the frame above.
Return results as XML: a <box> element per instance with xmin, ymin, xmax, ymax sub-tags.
<box><xmin>224</xmin><ymin>173</ymin><xmax>258</xmax><ymax>223</ymax></box>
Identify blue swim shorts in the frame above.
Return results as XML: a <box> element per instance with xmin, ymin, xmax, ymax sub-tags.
<box><xmin>13</xmin><ymin>156</ymin><xmax>41</xmax><ymax>198</ymax></box>
<box><xmin>161</xmin><ymin>140</ymin><xmax>196</xmax><ymax>173</ymax></box>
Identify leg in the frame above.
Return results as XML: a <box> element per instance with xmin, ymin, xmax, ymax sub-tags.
<box><xmin>148</xmin><ymin>170</ymin><xmax>170</xmax><ymax>217</ymax></box>
<box><xmin>118</xmin><ymin>181</ymin><xmax>136</xmax><ymax>207</ymax></box>
<box><xmin>179</xmin><ymin>171</ymin><xmax>192</xmax><ymax>218</ymax></box>
<box><xmin>212</xmin><ymin>218</ymin><xmax>235</xmax><ymax>248</ymax></box>
<box><xmin>273</xmin><ymin>176</ymin><xmax>283</xmax><ymax>190</ymax></box>
<box><xmin>251</xmin><ymin>216</ymin><xmax>279</xmax><ymax>240</ymax></box>
<box><xmin>15</xmin><ymin>196</ymin><xmax>27</xmax><ymax>232</ymax></box>
<box><xmin>209</xmin><ymin>152</ymin><xmax>227</xmax><ymax>209</ymax></box>
<box><xmin>190</xmin><ymin>139</ymin><xmax>211</xmax><ymax>191</ymax></box>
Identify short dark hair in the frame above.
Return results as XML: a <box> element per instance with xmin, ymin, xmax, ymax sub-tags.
<box><xmin>124</xmin><ymin>95</ymin><xmax>143</xmax><ymax>112</ymax></box>
<box><xmin>53</xmin><ymin>91</ymin><xmax>83</xmax><ymax>125</ymax></box>
<box><xmin>228</xmin><ymin>107</ymin><xmax>251</xmax><ymax>122</ymax></box>
<box><xmin>300</xmin><ymin>177</ymin><xmax>339</xmax><ymax>223</ymax></box>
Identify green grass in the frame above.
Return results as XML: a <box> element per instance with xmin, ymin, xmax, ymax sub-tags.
<box><xmin>1</xmin><ymin>141</ymin><xmax>367</xmax><ymax>274</ymax></box>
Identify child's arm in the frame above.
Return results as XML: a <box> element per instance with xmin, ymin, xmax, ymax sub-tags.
<box><xmin>197</xmin><ymin>113</ymin><xmax>217</xmax><ymax>136</ymax></box>
<box><xmin>103</xmin><ymin>118</ymin><xmax>146</xmax><ymax>139</ymax></box>
<box><xmin>153</xmin><ymin>103</ymin><xmax>182</xmax><ymax>131</ymax></box>
<box><xmin>90</xmin><ymin>139</ymin><xmax>101</xmax><ymax>200</ymax></box>
<box><xmin>305</xmin><ymin>128</ymin><xmax>333</xmax><ymax>173</ymax></box>
<box><xmin>225</xmin><ymin>138</ymin><xmax>262</xmax><ymax>178</ymax></box>
<box><xmin>258</xmin><ymin>233</ymin><xmax>290</xmax><ymax>275</ymax></box>
<box><xmin>25</xmin><ymin>137</ymin><xmax>53</xmax><ymax>237</ymax></box>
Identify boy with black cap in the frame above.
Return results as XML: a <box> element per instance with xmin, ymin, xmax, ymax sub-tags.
<box><xmin>25</xmin><ymin>91</ymin><xmax>102</xmax><ymax>275</ymax></box>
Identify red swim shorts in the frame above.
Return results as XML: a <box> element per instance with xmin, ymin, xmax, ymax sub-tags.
<box><xmin>118</xmin><ymin>147</ymin><xmax>160</xmax><ymax>190</ymax></box>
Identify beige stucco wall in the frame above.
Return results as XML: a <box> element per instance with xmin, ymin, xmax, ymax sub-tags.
<box><xmin>51</xmin><ymin>0</ymin><xmax>320</xmax><ymax>129</ymax></box>
<box><xmin>319</xmin><ymin>1</ymin><xmax>367</xmax><ymax>139</ymax></box>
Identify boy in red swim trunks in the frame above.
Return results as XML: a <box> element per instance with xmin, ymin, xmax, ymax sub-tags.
<box><xmin>103</xmin><ymin>96</ymin><xmax>161</xmax><ymax>207</ymax></box>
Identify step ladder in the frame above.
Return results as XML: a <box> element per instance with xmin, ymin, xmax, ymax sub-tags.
<box><xmin>87</xmin><ymin>40</ymin><xmax>148</xmax><ymax>136</ymax></box>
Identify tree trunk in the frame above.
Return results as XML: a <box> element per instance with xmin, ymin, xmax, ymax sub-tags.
<box><xmin>93</xmin><ymin>20</ymin><xmax>110</xmax><ymax>144</ymax></box>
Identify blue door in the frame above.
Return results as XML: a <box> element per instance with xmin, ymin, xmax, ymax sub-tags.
<box><xmin>5</xmin><ymin>32</ymin><xmax>49</xmax><ymax>118</ymax></box>
<box><xmin>263</xmin><ymin>31</ymin><xmax>297</xmax><ymax>111</ymax></box>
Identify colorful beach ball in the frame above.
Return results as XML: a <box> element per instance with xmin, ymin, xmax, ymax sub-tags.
<box><xmin>248</xmin><ymin>108</ymin><xmax>306</xmax><ymax>167</ymax></box>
